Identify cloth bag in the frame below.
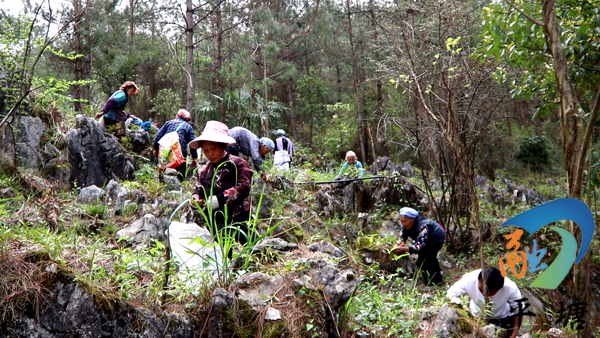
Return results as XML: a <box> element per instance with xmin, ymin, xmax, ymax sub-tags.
<box><xmin>158</xmin><ymin>122</ymin><xmax>186</xmax><ymax>171</ymax></box>
<box><xmin>273</xmin><ymin>150</ymin><xmax>291</xmax><ymax>165</ymax></box>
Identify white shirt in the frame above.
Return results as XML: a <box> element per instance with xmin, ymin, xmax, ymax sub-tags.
<box><xmin>446</xmin><ymin>269</ymin><xmax>522</xmax><ymax>319</ymax></box>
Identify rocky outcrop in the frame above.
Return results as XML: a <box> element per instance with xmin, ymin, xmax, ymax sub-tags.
<box><xmin>127</xmin><ymin>129</ymin><xmax>151</xmax><ymax>154</ymax></box>
<box><xmin>313</xmin><ymin>174</ymin><xmax>427</xmax><ymax>218</ymax></box>
<box><xmin>76</xmin><ymin>185</ymin><xmax>103</xmax><ymax>204</ymax></box>
<box><xmin>429</xmin><ymin>304</ymin><xmax>473</xmax><ymax>338</ymax></box>
<box><xmin>66</xmin><ymin>115</ymin><xmax>135</xmax><ymax>188</ymax></box>
<box><xmin>116</xmin><ymin>214</ymin><xmax>166</xmax><ymax>245</ymax></box>
<box><xmin>0</xmin><ymin>115</ymin><xmax>48</xmax><ymax>169</ymax></box>
<box><xmin>4</xmin><ymin>277</ymin><xmax>195</xmax><ymax>337</ymax></box>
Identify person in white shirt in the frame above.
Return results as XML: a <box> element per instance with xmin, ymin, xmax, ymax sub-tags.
<box><xmin>446</xmin><ymin>267</ymin><xmax>523</xmax><ymax>338</ymax></box>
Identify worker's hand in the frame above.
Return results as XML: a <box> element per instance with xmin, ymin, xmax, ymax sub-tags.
<box><xmin>261</xmin><ymin>172</ymin><xmax>268</xmax><ymax>182</ymax></box>
<box><xmin>449</xmin><ymin>297</ymin><xmax>462</xmax><ymax>309</ymax></box>
<box><xmin>153</xmin><ymin>150</ymin><xmax>158</xmax><ymax>157</ymax></box>
<box><xmin>191</xmin><ymin>194</ymin><xmax>205</xmax><ymax>207</ymax></box>
<box><xmin>95</xmin><ymin>112</ymin><xmax>104</xmax><ymax>119</ymax></box>
<box><xmin>191</xmin><ymin>158</ymin><xmax>198</xmax><ymax>168</ymax></box>
<box><xmin>392</xmin><ymin>246</ymin><xmax>409</xmax><ymax>255</ymax></box>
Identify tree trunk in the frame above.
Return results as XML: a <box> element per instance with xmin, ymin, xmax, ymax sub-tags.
<box><xmin>215</xmin><ymin>2</ymin><xmax>225</xmax><ymax>122</ymax></box>
<box><xmin>72</xmin><ymin>0</ymin><xmax>86</xmax><ymax>112</ymax></box>
<box><xmin>345</xmin><ymin>0</ymin><xmax>367</xmax><ymax>162</ymax></box>
<box><xmin>287</xmin><ymin>77</ymin><xmax>298</xmax><ymax>140</ymax></box>
<box><xmin>541</xmin><ymin>1</ymin><xmax>590</xmax><ymax>335</ymax></box>
<box><xmin>129</xmin><ymin>0</ymin><xmax>134</xmax><ymax>43</ymax></box>
<box><xmin>263</xmin><ymin>49</ymin><xmax>268</xmax><ymax>135</ymax></box>
<box><xmin>335</xmin><ymin>64</ymin><xmax>342</xmax><ymax>103</ymax></box>
<box><xmin>370</xmin><ymin>0</ymin><xmax>388</xmax><ymax>159</ymax></box>
<box><xmin>481</xmin><ymin>126</ymin><xmax>495</xmax><ymax>181</ymax></box>
<box><xmin>185</xmin><ymin>0</ymin><xmax>196</xmax><ymax>119</ymax></box>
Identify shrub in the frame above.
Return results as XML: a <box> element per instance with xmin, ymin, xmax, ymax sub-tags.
<box><xmin>514</xmin><ymin>136</ymin><xmax>551</xmax><ymax>172</ymax></box>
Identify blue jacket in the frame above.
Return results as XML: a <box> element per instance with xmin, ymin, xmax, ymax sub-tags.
<box><xmin>101</xmin><ymin>90</ymin><xmax>129</xmax><ymax>122</ymax></box>
<box><xmin>339</xmin><ymin>160</ymin><xmax>364</xmax><ymax>177</ymax></box>
<box><xmin>153</xmin><ymin>118</ymin><xmax>198</xmax><ymax>159</ymax></box>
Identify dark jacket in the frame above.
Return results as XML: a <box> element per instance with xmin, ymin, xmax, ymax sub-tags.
<box><xmin>193</xmin><ymin>153</ymin><xmax>253</xmax><ymax>217</ymax></box>
<box><xmin>400</xmin><ymin>215</ymin><xmax>446</xmax><ymax>254</ymax></box>
<box><xmin>153</xmin><ymin>118</ymin><xmax>198</xmax><ymax>159</ymax></box>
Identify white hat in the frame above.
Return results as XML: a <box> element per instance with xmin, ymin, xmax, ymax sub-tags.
<box><xmin>189</xmin><ymin>121</ymin><xmax>236</xmax><ymax>149</ymax></box>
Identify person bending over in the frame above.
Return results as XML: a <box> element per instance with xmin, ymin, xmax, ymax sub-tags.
<box><xmin>447</xmin><ymin>267</ymin><xmax>523</xmax><ymax>338</ymax></box>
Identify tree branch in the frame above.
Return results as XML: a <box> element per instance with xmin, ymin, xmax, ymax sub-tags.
<box><xmin>503</xmin><ymin>0</ymin><xmax>543</xmax><ymax>27</ymax></box>
<box><xmin>576</xmin><ymin>85</ymin><xmax>600</xmax><ymax>194</ymax></box>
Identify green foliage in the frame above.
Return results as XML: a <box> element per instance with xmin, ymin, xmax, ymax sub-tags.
<box><xmin>85</xmin><ymin>203</ymin><xmax>107</xmax><ymax>217</ymax></box>
<box><xmin>148</xmin><ymin>89</ymin><xmax>181</xmax><ymax>123</ymax></box>
<box><xmin>478</xmin><ymin>1</ymin><xmax>600</xmax><ymax>117</ymax></box>
<box><xmin>346</xmin><ymin>271</ymin><xmax>449</xmax><ymax>337</ymax></box>
<box><xmin>514</xmin><ymin>136</ymin><xmax>551</xmax><ymax>172</ymax></box>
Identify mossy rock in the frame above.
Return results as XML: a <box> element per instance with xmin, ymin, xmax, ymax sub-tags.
<box><xmin>261</xmin><ymin>320</ymin><xmax>290</xmax><ymax>338</ymax></box>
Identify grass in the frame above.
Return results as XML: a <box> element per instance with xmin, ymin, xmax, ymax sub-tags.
<box><xmin>0</xmin><ymin>149</ymin><xmax>596</xmax><ymax>337</ymax></box>
<box><xmin>85</xmin><ymin>203</ymin><xmax>107</xmax><ymax>217</ymax></box>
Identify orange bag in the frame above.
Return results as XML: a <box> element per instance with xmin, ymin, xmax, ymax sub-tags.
<box><xmin>158</xmin><ymin>124</ymin><xmax>187</xmax><ymax>171</ymax></box>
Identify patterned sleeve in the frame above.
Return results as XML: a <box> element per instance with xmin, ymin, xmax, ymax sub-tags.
<box><xmin>409</xmin><ymin>223</ymin><xmax>429</xmax><ymax>253</ymax></box>
<box><xmin>250</xmin><ymin>140</ymin><xmax>263</xmax><ymax>170</ymax></box>
<box><xmin>183</xmin><ymin>125</ymin><xmax>198</xmax><ymax>158</ymax></box>
<box><xmin>153</xmin><ymin>121</ymin><xmax>169</xmax><ymax>151</ymax></box>
<box><xmin>223</xmin><ymin>157</ymin><xmax>253</xmax><ymax>204</ymax></box>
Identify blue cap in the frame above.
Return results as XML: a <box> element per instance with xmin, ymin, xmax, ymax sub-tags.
<box><xmin>399</xmin><ymin>207</ymin><xmax>419</xmax><ymax>218</ymax></box>
<box><xmin>260</xmin><ymin>137</ymin><xmax>275</xmax><ymax>150</ymax></box>
<box><xmin>277</xmin><ymin>129</ymin><xmax>286</xmax><ymax>136</ymax></box>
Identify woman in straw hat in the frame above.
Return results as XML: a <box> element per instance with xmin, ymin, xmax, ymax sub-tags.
<box><xmin>189</xmin><ymin>121</ymin><xmax>254</xmax><ymax>246</ymax></box>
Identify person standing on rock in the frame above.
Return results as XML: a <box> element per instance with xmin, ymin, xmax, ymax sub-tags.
<box><xmin>338</xmin><ymin>151</ymin><xmax>364</xmax><ymax>178</ymax></box>
<box><xmin>392</xmin><ymin>207</ymin><xmax>445</xmax><ymax>285</ymax></box>
<box><xmin>96</xmin><ymin>81</ymin><xmax>140</xmax><ymax>136</ymax></box>
<box><xmin>446</xmin><ymin>268</ymin><xmax>523</xmax><ymax>338</ymax></box>
<box><xmin>273</xmin><ymin>129</ymin><xmax>294</xmax><ymax>171</ymax></box>
<box><xmin>153</xmin><ymin>109</ymin><xmax>198</xmax><ymax>180</ymax></box>
<box><xmin>189</xmin><ymin>121</ymin><xmax>253</xmax><ymax>248</ymax></box>
<box><xmin>227</xmin><ymin>126</ymin><xmax>274</xmax><ymax>180</ymax></box>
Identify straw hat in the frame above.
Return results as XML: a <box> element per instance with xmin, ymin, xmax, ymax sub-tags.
<box><xmin>189</xmin><ymin>121</ymin><xmax>236</xmax><ymax>149</ymax></box>
<box><xmin>120</xmin><ymin>81</ymin><xmax>140</xmax><ymax>95</ymax></box>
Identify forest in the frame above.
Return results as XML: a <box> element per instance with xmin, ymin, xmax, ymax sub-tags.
<box><xmin>1</xmin><ymin>0</ymin><xmax>600</xmax><ymax>337</ymax></box>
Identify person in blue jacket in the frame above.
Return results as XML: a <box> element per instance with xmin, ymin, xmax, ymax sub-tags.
<box><xmin>393</xmin><ymin>207</ymin><xmax>446</xmax><ymax>285</ymax></box>
<box><xmin>96</xmin><ymin>81</ymin><xmax>140</xmax><ymax>136</ymax></box>
<box><xmin>338</xmin><ymin>151</ymin><xmax>364</xmax><ymax>177</ymax></box>
<box><xmin>153</xmin><ymin>109</ymin><xmax>198</xmax><ymax>180</ymax></box>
